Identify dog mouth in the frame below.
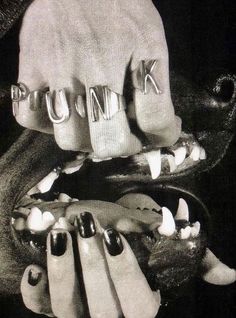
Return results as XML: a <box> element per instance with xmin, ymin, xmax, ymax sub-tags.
<box><xmin>0</xmin><ymin>71</ymin><xmax>235</xmax><ymax>295</ymax></box>
<box><xmin>7</xmin><ymin>127</ymin><xmax>208</xmax><ymax>254</ymax></box>
<box><xmin>10</xmin><ymin>144</ymin><xmax>209</xmax><ymax>257</ymax></box>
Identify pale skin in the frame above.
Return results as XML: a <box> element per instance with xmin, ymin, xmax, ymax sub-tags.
<box><xmin>17</xmin><ymin>0</ymin><xmax>181</xmax><ymax>158</ymax></box>
<box><xmin>21</xmin><ymin>215</ymin><xmax>161</xmax><ymax>318</ymax></box>
<box><xmin>19</xmin><ymin>0</ymin><xmax>178</xmax><ymax>315</ymax></box>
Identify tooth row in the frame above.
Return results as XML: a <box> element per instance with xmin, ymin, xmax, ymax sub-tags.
<box><xmin>143</xmin><ymin>143</ymin><xmax>206</xmax><ymax>180</ymax></box>
<box><xmin>157</xmin><ymin>198</ymin><xmax>200</xmax><ymax>238</ymax></box>
<box><xmin>13</xmin><ymin>198</ymin><xmax>76</xmax><ymax>233</ymax></box>
<box><xmin>26</xmin><ymin>207</ymin><xmax>55</xmax><ymax>232</ymax></box>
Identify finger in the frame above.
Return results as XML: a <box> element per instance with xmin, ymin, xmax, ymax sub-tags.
<box><xmin>47</xmin><ymin>80</ymin><xmax>92</xmax><ymax>151</ymax></box>
<box><xmin>47</xmin><ymin>230</ymin><xmax>83</xmax><ymax>318</ymax></box>
<box><xmin>85</xmin><ymin>58</ymin><xmax>142</xmax><ymax>159</ymax></box>
<box><xmin>16</xmin><ymin>4</ymin><xmax>53</xmax><ymax>134</ymax></box>
<box><xmin>131</xmin><ymin>19</ymin><xmax>181</xmax><ymax>147</ymax></box>
<box><xmin>104</xmin><ymin>229</ymin><xmax>161</xmax><ymax>318</ymax></box>
<box><xmin>201</xmin><ymin>248</ymin><xmax>236</xmax><ymax>285</ymax></box>
<box><xmin>76</xmin><ymin>212</ymin><xmax>122</xmax><ymax>318</ymax></box>
<box><xmin>21</xmin><ymin>265</ymin><xmax>53</xmax><ymax>317</ymax></box>
<box><xmin>14</xmin><ymin>75</ymin><xmax>53</xmax><ymax>134</ymax></box>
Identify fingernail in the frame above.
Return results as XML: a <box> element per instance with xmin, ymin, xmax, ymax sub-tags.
<box><xmin>28</xmin><ymin>269</ymin><xmax>42</xmax><ymax>286</ymax></box>
<box><xmin>77</xmin><ymin>212</ymin><xmax>96</xmax><ymax>238</ymax></box>
<box><xmin>104</xmin><ymin>228</ymin><xmax>123</xmax><ymax>256</ymax></box>
<box><xmin>50</xmin><ymin>231</ymin><xmax>67</xmax><ymax>256</ymax></box>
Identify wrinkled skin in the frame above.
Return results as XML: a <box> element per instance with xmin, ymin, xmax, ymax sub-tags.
<box><xmin>16</xmin><ymin>0</ymin><xmax>180</xmax><ymax>156</ymax></box>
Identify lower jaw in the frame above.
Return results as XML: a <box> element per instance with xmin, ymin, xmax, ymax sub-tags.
<box><xmin>0</xmin><ymin>129</ymin><xmax>211</xmax><ymax>296</ymax></box>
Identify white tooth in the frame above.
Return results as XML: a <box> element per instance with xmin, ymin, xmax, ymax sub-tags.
<box><xmin>175</xmin><ymin>198</ymin><xmax>189</xmax><ymax>221</ymax></box>
<box><xmin>144</xmin><ymin>150</ymin><xmax>161</xmax><ymax>180</ymax></box>
<box><xmin>63</xmin><ymin>165</ymin><xmax>83</xmax><ymax>174</ymax></box>
<box><xmin>200</xmin><ymin>147</ymin><xmax>207</xmax><ymax>160</ymax></box>
<box><xmin>62</xmin><ymin>161</ymin><xmax>83</xmax><ymax>174</ymax></box>
<box><xmin>37</xmin><ymin>171</ymin><xmax>59</xmax><ymax>193</ymax></box>
<box><xmin>167</xmin><ymin>155</ymin><xmax>177</xmax><ymax>173</ymax></box>
<box><xmin>71</xmin><ymin>198</ymin><xmax>79</xmax><ymax>202</ymax></box>
<box><xmin>180</xmin><ymin>226</ymin><xmax>192</xmax><ymax>239</ymax></box>
<box><xmin>173</xmin><ymin>146</ymin><xmax>187</xmax><ymax>166</ymax></box>
<box><xmin>27</xmin><ymin>207</ymin><xmax>44</xmax><ymax>232</ymax></box>
<box><xmin>13</xmin><ymin>217</ymin><xmax>26</xmax><ymax>231</ymax></box>
<box><xmin>158</xmin><ymin>207</ymin><xmax>175</xmax><ymax>236</ymax></box>
<box><xmin>191</xmin><ymin>221</ymin><xmax>201</xmax><ymax>237</ymax></box>
<box><xmin>11</xmin><ymin>217</ymin><xmax>15</xmax><ymax>225</ymax></box>
<box><xmin>190</xmin><ymin>144</ymin><xmax>201</xmax><ymax>161</ymax></box>
<box><xmin>53</xmin><ymin>217</ymin><xmax>74</xmax><ymax>231</ymax></box>
<box><xmin>104</xmin><ymin>157</ymin><xmax>112</xmax><ymax>161</ymax></box>
<box><xmin>42</xmin><ymin>211</ymin><xmax>55</xmax><ymax>229</ymax></box>
<box><xmin>92</xmin><ymin>158</ymin><xmax>103</xmax><ymax>162</ymax></box>
<box><xmin>27</xmin><ymin>186</ymin><xmax>40</xmax><ymax>195</ymax></box>
<box><xmin>58</xmin><ymin>193</ymin><xmax>72</xmax><ymax>202</ymax></box>
<box><xmin>121</xmin><ymin>155</ymin><xmax>128</xmax><ymax>158</ymax></box>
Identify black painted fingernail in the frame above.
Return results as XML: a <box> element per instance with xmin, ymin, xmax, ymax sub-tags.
<box><xmin>77</xmin><ymin>212</ymin><xmax>96</xmax><ymax>238</ymax></box>
<box><xmin>50</xmin><ymin>232</ymin><xmax>67</xmax><ymax>256</ymax></box>
<box><xmin>104</xmin><ymin>228</ymin><xmax>123</xmax><ymax>256</ymax></box>
<box><xmin>28</xmin><ymin>269</ymin><xmax>42</xmax><ymax>286</ymax></box>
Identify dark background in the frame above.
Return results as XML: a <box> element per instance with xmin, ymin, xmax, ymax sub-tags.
<box><xmin>0</xmin><ymin>0</ymin><xmax>235</xmax><ymax>317</ymax></box>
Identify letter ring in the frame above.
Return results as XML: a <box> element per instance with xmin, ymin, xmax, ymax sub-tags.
<box><xmin>11</xmin><ymin>82</ymin><xmax>29</xmax><ymax>116</ymax></box>
<box><xmin>46</xmin><ymin>89</ymin><xmax>70</xmax><ymax>124</ymax></box>
<box><xmin>89</xmin><ymin>86</ymin><xmax>126</xmax><ymax>122</ymax></box>
<box><xmin>11</xmin><ymin>83</ymin><xmax>47</xmax><ymax>116</ymax></box>
<box><xmin>134</xmin><ymin>60</ymin><xmax>162</xmax><ymax>95</ymax></box>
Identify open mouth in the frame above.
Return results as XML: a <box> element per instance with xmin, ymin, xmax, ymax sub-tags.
<box><xmin>9</xmin><ymin>127</ymin><xmax>208</xmax><ymax>257</ymax></box>
<box><xmin>0</xmin><ymin>71</ymin><xmax>235</xmax><ymax>296</ymax></box>
<box><xmin>11</xmin><ymin>181</ymin><xmax>209</xmax><ymax>296</ymax></box>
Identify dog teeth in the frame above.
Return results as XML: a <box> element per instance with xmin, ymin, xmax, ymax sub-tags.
<box><xmin>53</xmin><ymin>217</ymin><xmax>74</xmax><ymax>231</ymax></box>
<box><xmin>58</xmin><ymin>193</ymin><xmax>72</xmax><ymax>202</ymax></box>
<box><xmin>180</xmin><ymin>226</ymin><xmax>192</xmax><ymax>239</ymax></box>
<box><xmin>190</xmin><ymin>144</ymin><xmax>201</xmax><ymax>161</ymax></box>
<box><xmin>158</xmin><ymin>207</ymin><xmax>175</xmax><ymax>236</ymax></box>
<box><xmin>27</xmin><ymin>207</ymin><xmax>44</xmax><ymax>232</ymax></box>
<box><xmin>167</xmin><ymin>155</ymin><xmax>177</xmax><ymax>173</ymax></box>
<box><xmin>27</xmin><ymin>186</ymin><xmax>40</xmax><ymax>195</ymax></box>
<box><xmin>62</xmin><ymin>158</ymin><xmax>84</xmax><ymax>174</ymax></box>
<box><xmin>37</xmin><ymin>170</ymin><xmax>59</xmax><ymax>193</ymax></box>
<box><xmin>144</xmin><ymin>150</ymin><xmax>161</xmax><ymax>179</ymax></box>
<box><xmin>42</xmin><ymin>211</ymin><xmax>55</xmax><ymax>228</ymax></box>
<box><xmin>175</xmin><ymin>198</ymin><xmax>189</xmax><ymax>221</ymax></box>
<box><xmin>191</xmin><ymin>221</ymin><xmax>201</xmax><ymax>237</ymax></box>
<box><xmin>13</xmin><ymin>217</ymin><xmax>26</xmax><ymax>231</ymax></box>
<box><xmin>173</xmin><ymin>146</ymin><xmax>187</xmax><ymax>166</ymax></box>
<box><xmin>63</xmin><ymin>164</ymin><xmax>83</xmax><ymax>174</ymax></box>
<box><xmin>27</xmin><ymin>207</ymin><xmax>55</xmax><ymax>232</ymax></box>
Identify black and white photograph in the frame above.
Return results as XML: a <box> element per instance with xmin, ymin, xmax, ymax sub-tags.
<box><xmin>0</xmin><ymin>0</ymin><xmax>235</xmax><ymax>317</ymax></box>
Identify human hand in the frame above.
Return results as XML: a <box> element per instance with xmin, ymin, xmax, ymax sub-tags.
<box><xmin>13</xmin><ymin>0</ymin><xmax>181</xmax><ymax>158</ymax></box>
<box><xmin>21</xmin><ymin>213</ymin><xmax>161</xmax><ymax>318</ymax></box>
